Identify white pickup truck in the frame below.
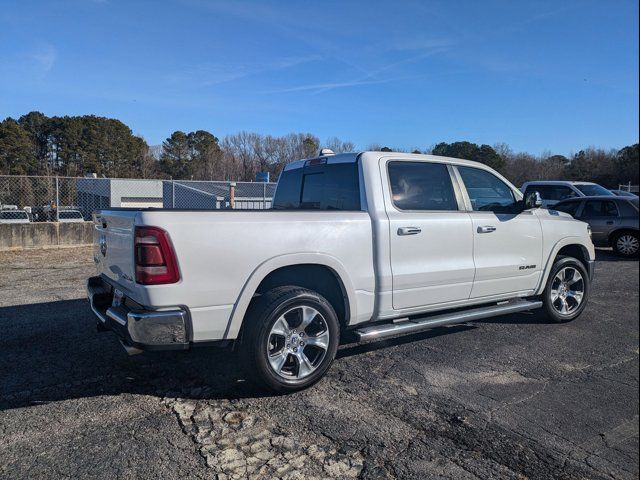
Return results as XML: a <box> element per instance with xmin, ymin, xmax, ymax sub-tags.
<box><xmin>88</xmin><ymin>151</ymin><xmax>595</xmax><ymax>391</ymax></box>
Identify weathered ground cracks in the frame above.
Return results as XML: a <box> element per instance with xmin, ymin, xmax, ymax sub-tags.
<box><xmin>162</xmin><ymin>391</ymin><xmax>364</xmax><ymax>479</ymax></box>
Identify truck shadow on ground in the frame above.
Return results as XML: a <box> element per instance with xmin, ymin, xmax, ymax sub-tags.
<box><xmin>0</xmin><ymin>296</ymin><xmax>561</xmax><ymax>411</ymax></box>
<box><xmin>0</xmin><ymin>299</ymin><xmax>253</xmax><ymax>410</ymax></box>
<box><xmin>0</xmin><ymin>244</ymin><xmax>631</xmax><ymax>410</ymax></box>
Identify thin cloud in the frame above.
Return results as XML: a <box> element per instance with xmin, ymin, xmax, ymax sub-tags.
<box><xmin>186</xmin><ymin>0</ymin><xmax>371</xmax><ymax>76</ymax></box>
<box><xmin>163</xmin><ymin>55</ymin><xmax>320</xmax><ymax>88</ymax></box>
<box><xmin>272</xmin><ymin>78</ymin><xmax>393</xmax><ymax>94</ymax></box>
<box><xmin>389</xmin><ymin>36</ymin><xmax>455</xmax><ymax>52</ymax></box>
<box><xmin>29</xmin><ymin>43</ymin><xmax>57</xmax><ymax>72</ymax></box>
<box><xmin>275</xmin><ymin>47</ymin><xmax>447</xmax><ymax>95</ymax></box>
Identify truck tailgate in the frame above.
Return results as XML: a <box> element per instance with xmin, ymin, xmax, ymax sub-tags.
<box><xmin>93</xmin><ymin>210</ymin><xmax>137</xmax><ymax>290</ymax></box>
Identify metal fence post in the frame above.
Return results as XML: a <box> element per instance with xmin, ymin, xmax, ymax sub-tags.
<box><xmin>229</xmin><ymin>182</ymin><xmax>236</xmax><ymax>209</ymax></box>
<box><xmin>263</xmin><ymin>182</ymin><xmax>267</xmax><ymax>209</ymax></box>
<box><xmin>172</xmin><ymin>180</ymin><xmax>175</xmax><ymax>208</ymax></box>
<box><xmin>55</xmin><ymin>176</ymin><xmax>60</xmax><ymax>222</ymax></box>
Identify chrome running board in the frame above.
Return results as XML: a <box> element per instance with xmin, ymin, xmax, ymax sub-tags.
<box><xmin>354</xmin><ymin>299</ymin><xmax>542</xmax><ymax>342</ymax></box>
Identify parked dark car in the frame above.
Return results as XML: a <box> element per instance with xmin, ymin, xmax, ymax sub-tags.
<box><xmin>553</xmin><ymin>196</ymin><xmax>639</xmax><ymax>257</ymax></box>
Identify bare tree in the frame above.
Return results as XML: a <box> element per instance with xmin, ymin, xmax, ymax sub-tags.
<box><xmin>219</xmin><ymin>132</ymin><xmax>326</xmax><ymax>181</ymax></box>
<box><xmin>324</xmin><ymin>137</ymin><xmax>356</xmax><ymax>153</ymax></box>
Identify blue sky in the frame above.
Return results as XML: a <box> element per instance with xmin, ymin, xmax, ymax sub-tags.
<box><xmin>1</xmin><ymin>0</ymin><xmax>638</xmax><ymax>155</ymax></box>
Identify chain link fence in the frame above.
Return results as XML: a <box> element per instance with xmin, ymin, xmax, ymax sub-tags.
<box><xmin>0</xmin><ymin>175</ymin><xmax>277</xmax><ymax>222</ymax></box>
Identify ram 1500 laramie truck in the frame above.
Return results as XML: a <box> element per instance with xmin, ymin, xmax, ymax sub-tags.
<box><xmin>88</xmin><ymin>151</ymin><xmax>595</xmax><ymax>391</ymax></box>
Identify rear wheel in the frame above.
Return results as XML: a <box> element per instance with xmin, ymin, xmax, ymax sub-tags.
<box><xmin>242</xmin><ymin>286</ymin><xmax>340</xmax><ymax>392</ymax></box>
<box><xmin>612</xmin><ymin>231</ymin><xmax>639</xmax><ymax>257</ymax></box>
<box><xmin>541</xmin><ymin>256</ymin><xmax>590</xmax><ymax>323</ymax></box>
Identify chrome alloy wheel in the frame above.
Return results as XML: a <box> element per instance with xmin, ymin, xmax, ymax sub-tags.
<box><xmin>550</xmin><ymin>266</ymin><xmax>585</xmax><ymax>316</ymax></box>
<box><xmin>266</xmin><ymin>305</ymin><xmax>330</xmax><ymax>380</ymax></box>
<box><xmin>616</xmin><ymin>234</ymin><xmax>639</xmax><ymax>256</ymax></box>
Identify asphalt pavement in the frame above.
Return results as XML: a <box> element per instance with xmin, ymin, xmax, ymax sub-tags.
<box><xmin>0</xmin><ymin>247</ymin><xmax>637</xmax><ymax>479</ymax></box>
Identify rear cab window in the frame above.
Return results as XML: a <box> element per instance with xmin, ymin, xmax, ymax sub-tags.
<box><xmin>273</xmin><ymin>159</ymin><xmax>360</xmax><ymax>210</ymax></box>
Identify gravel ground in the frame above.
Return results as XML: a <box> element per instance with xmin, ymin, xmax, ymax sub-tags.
<box><xmin>0</xmin><ymin>246</ymin><xmax>638</xmax><ymax>479</ymax></box>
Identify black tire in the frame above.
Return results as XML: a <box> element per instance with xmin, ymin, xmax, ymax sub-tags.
<box><xmin>241</xmin><ymin>286</ymin><xmax>340</xmax><ymax>393</ymax></box>
<box><xmin>611</xmin><ymin>231</ymin><xmax>639</xmax><ymax>257</ymax></box>
<box><xmin>541</xmin><ymin>256</ymin><xmax>590</xmax><ymax>323</ymax></box>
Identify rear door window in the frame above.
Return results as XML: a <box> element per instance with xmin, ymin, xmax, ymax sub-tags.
<box><xmin>387</xmin><ymin>161</ymin><xmax>458</xmax><ymax>211</ymax></box>
<box><xmin>581</xmin><ymin>200</ymin><xmax>619</xmax><ymax>218</ymax></box>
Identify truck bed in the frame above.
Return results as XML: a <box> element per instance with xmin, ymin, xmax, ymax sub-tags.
<box><xmin>92</xmin><ymin>209</ymin><xmax>376</xmax><ymax>342</ymax></box>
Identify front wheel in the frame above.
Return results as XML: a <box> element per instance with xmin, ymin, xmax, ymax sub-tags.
<box><xmin>612</xmin><ymin>231</ymin><xmax>639</xmax><ymax>257</ymax></box>
<box><xmin>242</xmin><ymin>286</ymin><xmax>340</xmax><ymax>392</ymax></box>
<box><xmin>541</xmin><ymin>256</ymin><xmax>590</xmax><ymax>323</ymax></box>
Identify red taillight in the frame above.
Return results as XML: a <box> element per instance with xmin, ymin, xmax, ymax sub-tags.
<box><xmin>134</xmin><ymin>226</ymin><xmax>180</xmax><ymax>285</ymax></box>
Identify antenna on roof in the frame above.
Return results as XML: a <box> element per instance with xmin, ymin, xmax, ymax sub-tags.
<box><xmin>319</xmin><ymin>148</ymin><xmax>335</xmax><ymax>156</ymax></box>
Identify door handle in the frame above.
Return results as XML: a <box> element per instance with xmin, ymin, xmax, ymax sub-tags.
<box><xmin>606</xmin><ymin>220</ymin><xmax>614</xmax><ymax>225</ymax></box>
<box><xmin>477</xmin><ymin>226</ymin><xmax>497</xmax><ymax>234</ymax></box>
<box><xmin>397</xmin><ymin>227</ymin><xmax>421</xmax><ymax>236</ymax></box>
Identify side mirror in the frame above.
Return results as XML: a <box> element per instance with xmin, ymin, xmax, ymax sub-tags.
<box><xmin>524</xmin><ymin>191</ymin><xmax>543</xmax><ymax>209</ymax></box>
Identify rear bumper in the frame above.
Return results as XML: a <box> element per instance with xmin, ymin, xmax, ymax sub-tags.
<box><xmin>87</xmin><ymin>276</ymin><xmax>189</xmax><ymax>352</ymax></box>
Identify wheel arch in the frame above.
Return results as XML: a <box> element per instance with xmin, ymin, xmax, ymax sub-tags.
<box><xmin>535</xmin><ymin>237</ymin><xmax>593</xmax><ymax>295</ymax></box>
<box><xmin>224</xmin><ymin>253</ymin><xmax>357</xmax><ymax>340</ymax></box>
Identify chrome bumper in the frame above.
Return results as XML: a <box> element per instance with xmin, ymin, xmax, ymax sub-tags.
<box><xmin>87</xmin><ymin>276</ymin><xmax>189</xmax><ymax>353</ymax></box>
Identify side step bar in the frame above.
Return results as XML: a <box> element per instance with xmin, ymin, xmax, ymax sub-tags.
<box><xmin>354</xmin><ymin>299</ymin><xmax>543</xmax><ymax>342</ymax></box>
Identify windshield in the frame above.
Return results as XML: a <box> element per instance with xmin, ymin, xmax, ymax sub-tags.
<box><xmin>575</xmin><ymin>184</ymin><xmax>614</xmax><ymax>196</ymax></box>
<box><xmin>0</xmin><ymin>211</ymin><xmax>29</xmax><ymax>220</ymax></box>
<box><xmin>59</xmin><ymin>211</ymin><xmax>83</xmax><ymax>220</ymax></box>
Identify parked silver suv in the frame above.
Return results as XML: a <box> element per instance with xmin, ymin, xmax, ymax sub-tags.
<box><xmin>521</xmin><ymin>181</ymin><xmax>614</xmax><ymax>208</ymax></box>
<box><xmin>553</xmin><ymin>196</ymin><xmax>639</xmax><ymax>257</ymax></box>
